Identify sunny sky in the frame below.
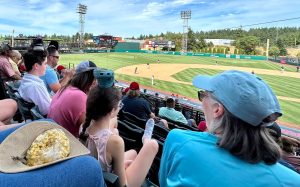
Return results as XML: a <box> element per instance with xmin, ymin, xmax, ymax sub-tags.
<box><xmin>0</xmin><ymin>0</ymin><xmax>299</xmax><ymax>38</ymax></box>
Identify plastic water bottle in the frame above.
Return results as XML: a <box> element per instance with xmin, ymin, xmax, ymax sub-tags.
<box><xmin>142</xmin><ymin>118</ymin><xmax>155</xmax><ymax>142</ymax></box>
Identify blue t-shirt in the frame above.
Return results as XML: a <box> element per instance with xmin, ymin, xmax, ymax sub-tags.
<box><xmin>40</xmin><ymin>65</ymin><xmax>59</xmax><ymax>93</ymax></box>
<box><xmin>159</xmin><ymin>129</ymin><xmax>300</xmax><ymax>187</ymax></box>
<box><xmin>122</xmin><ymin>96</ymin><xmax>151</xmax><ymax>120</ymax></box>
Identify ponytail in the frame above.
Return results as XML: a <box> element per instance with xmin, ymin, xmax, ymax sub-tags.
<box><xmin>79</xmin><ymin>86</ymin><xmax>121</xmax><ymax>144</ymax></box>
<box><xmin>79</xmin><ymin>116</ymin><xmax>92</xmax><ymax>144</ymax></box>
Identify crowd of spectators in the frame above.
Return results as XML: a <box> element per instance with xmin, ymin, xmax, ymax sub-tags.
<box><xmin>48</xmin><ymin>60</ymin><xmax>97</xmax><ymax>137</ymax></box>
<box><xmin>122</xmin><ymin>81</ymin><xmax>168</xmax><ymax>129</ymax></box>
<box><xmin>0</xmin><ymin>40</ymin><xmax>300</xmax><ymax>187</ymax></box>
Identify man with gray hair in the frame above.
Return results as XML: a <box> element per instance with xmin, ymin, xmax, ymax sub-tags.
<box><xmin>8</xmin><ymin>50</ymin><xmax>22</xmax><ymax>77</ymax></box>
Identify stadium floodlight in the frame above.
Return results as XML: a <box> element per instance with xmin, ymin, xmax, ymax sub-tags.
<box><xmin>181</xmin><ymin>10</ymin><xmax>191</xmax><ymax>53</ymax></box>
<box><xmin>77</xmin><ymin>3</ymin><xmax>87</xmax><ymax>49</ymax></box>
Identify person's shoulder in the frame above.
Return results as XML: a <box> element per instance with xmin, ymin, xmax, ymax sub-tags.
<box><xmin>108</xmin><ymin>134</ymin><xmax>123</xmax><ymax>144</ymax></box>
<box><xmin>45</xmin><ymin>66</ymin><xmax>57</xmax><ymax>76</ymax></box>
<box><xmin>0</xmin><ymin>56</ymin><xmax>7</xmax><ymax>62</ymax></box>
<box><xmin>122</xmin><ymin>95</ymin><xmax>129</xmax><ymax>101</ymax></box>
<box><xmin>174</xmin><ymin>109</ymin><xmax>184</xmax><ymax>115</ymax></box>
<box><xmin>270</xmin><ymin>162</ymin><xmax>300</xmax><ymax>183</ymax></box>
<box><xmin>159</xmin><ymin>106</ymin><xmax>166</xmax><ymax>109</ymax></box>
<box><xmin>107</xmin><ymin>135</ymin><xmax>124</xmax><ymax>152</ymax></box>
<box><xmin>138</xmin><ymin>97</ymin><xmax>149</xmax><ymax>103</ymax></box>
<box><xmin>167</xmin><ymin>130</ymin><xmax>215</xmax><ymax>143</ymax></box>
<box><xmin>0</xmin><ymin>57</ymin><xmax>10</xmax><ymax>66</ymax></box>
<box><xmin>167</xmin><ymin>129</ymin><xmax>191</xmax><ymax>141</ymax></box>
<box><xmin>64</xmin><ymin>87</ymin><xmax>87</xmax><ymax>98</ymax></box>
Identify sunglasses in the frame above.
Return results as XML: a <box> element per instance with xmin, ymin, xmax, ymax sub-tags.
<box><xmin>51</xmin><ymin>55</ymin><xmax>60</xmax><ymax>59</ymax></box>
<box><xmin>198</xmin><ymin>90</ymin><xmax>208</xmax><ymax>102</ymax></box>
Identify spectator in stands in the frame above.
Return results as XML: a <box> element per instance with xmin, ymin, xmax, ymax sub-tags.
<box><xmin>121</xmin><ymin>87</ymin><xmax>129</xmax><ymax>98</ymax></box>
<box><xmin>8</xmin><ymin>50</ymin><xmax>22</xmax><ymax>77</ymax></box>
<box><xmin>0</xmin><ymin>98</ymin><xmax>17</xmax><ymax>126</ymax></box>
<box><xmin>56</xmin><ymin>65</ymin><xmax>66</xmax><ymax>79</ymax></box>
<box><xmin>40</xmin><ymin>46</ymin><xmax>73</xmax><ymax>94</ymax></box>
<box><xmin>266</xmin><ymin>122</ymin><xmax>300</xmax><ymax>172</ymax></box>
<box><xmin>159</xmin><ymin>97</ymin><xmax>196</xmax><ymax>127</ymax></box>
<box><xmin>18</xmin><ymin>49</ymin><xmax>51</xmax><ymax>116</ymax></box>
<box><xmin>281</xmin><ymin>134</ymin><xmax>300</xmax><ymax>173</ymax></box>
<box><xmin>47</xmin><ymin>60</ymin><xmax>97</xmax><ymax>137</ymax></box>
<box><xmin>122</xmin><ymin>81</ymin><xmax>168</xmax><ymax>128</ymax></box>
<box><xmin>79</xmin><ymin>85</ymin><xmax>158</xmax><ymax>187</ymax></box>
<box><xmin>159</xmin><ymin>70</ymin><xmax>300</xmax><ymax>187</ymax></box>
<box><xmin>0</xmin><ymin>44</ymin><xmax>22</xmax><ymax>81</ymax></box>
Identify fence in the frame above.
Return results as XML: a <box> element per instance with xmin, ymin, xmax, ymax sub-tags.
<box><xmin>82</xmin><ymin>49</ymin><xmax>268</xmax><ymax>60</ymax></box>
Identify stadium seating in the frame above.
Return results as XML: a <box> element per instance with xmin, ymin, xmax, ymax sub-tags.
<box><xmin>140</xmin><ymin>92</ymin><xmax>205</xmax><ymax>124</ymax></box>
<box><xmin>117</xmin><ymin>118</ymin><xmax>163</xmax><ymax>186</ymax></box>
<box><xmin>117</xmin><ymin>120</ymin><xmax>143</xmax><ymax>151</ymax></box>
<box><xmin>5</xmin><ymin>81</ymin><xmax>23</xmax><ymax>122</ymax></box>
<box><xmin>103</xmin><ymin>172</ymin><xmax>121</xmax><ymax>187</ymax></box>
<box><xmin>0</xmin><ymin>78</ymin><xmax>8</xmax><ymax>100</ymax></box>
<box><xmin>159</xmin><ymin>116</ymin><xmax>198</xmax><ymax>131</ymax></box>
<box><xmin>14</xmin><ymin>92</ymin><xmax>35</xmax><ymax>121</ymax></box>
<box><xmin>30</xmin><ymin>106</ymin><xmax>45</xmax><ymax>120</ymax></box>
<box><xmin>118</xmin><ymin>110</ymin><xmax>147</xmax><ymax>128</ymax></box>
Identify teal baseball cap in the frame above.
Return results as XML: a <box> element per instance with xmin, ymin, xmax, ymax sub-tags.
<box><xmin>93</xmin><ymin>68</ymin><xmax>115</xmax><ymax>88</ymax></box>
<box><xmin>192</xmin><ymin>70</ymin><xmax>282</xmax><ymax>126</ymax></box>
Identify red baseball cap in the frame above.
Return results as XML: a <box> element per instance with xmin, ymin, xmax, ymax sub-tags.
<box><xmin>56</xmin><ymin>65</ymin><xmax>66</xmax><ymax>72</ymax></box>
<box><xmin>198</xmin><ymin>121</ymin><xmax>207</xmax><ymax>132</ymax></box>
<box><xmin>129</xmin><ymin>82</ymin><xmax>140</xmax><ymax>90</ymax></box>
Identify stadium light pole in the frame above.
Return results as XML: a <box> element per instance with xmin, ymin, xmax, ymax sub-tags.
<box><xmin>181</xmin><ymin>10</ymin><xmax>191</xmax><ymax>53</ymax></box>
<box><xmin>11</xmin><ymin>29</ymin><xmax>14</xmax><ymax>47</ymax></box>
<box><xmin>77</xmin><ymin>3</ymin><xmax>87</xmax><ymax>49</ymax></box>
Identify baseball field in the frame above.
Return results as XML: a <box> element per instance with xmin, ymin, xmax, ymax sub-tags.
<box><xmin>59</xmin><ymin>52</ymin><xmax>300</xmax><ymax>128</ymax></box>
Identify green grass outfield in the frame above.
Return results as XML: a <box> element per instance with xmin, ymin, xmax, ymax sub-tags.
<box><xmin>59</xmin><ymin>53</ymin><xmax>300</xmax><ymax>126</ymax></box>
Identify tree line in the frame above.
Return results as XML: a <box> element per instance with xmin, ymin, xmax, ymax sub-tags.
<box><xmin>138</xmin><ymin>27</ymin><xmax>300</xmax><ymax>55</ymax></box>
<box><xmin>1</xmin><ymin>27</ymin><xmax>299</xmax><ymax>56</ymax></box>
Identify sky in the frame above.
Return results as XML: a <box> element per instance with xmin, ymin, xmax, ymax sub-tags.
<box><xmin>0</xmin><ymin>0</ymin><xmax>300</xmax><ymax>38</ymax></box>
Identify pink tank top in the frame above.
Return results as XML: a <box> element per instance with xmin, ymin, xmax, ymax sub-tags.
<box><xmin>87</xmin><ymin>129</ymin><xmax>113</xmax><ymax>172</ymax></box>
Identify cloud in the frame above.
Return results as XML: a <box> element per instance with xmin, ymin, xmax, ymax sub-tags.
<box><xmin>0</xmin><ymin>0</ymin><xmax>299</xmax><ymax>37</ymax></box>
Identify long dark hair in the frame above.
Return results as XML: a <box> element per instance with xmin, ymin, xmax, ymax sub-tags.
<box><xmin>60</xmin><ymin>70</ymin><xmax>95</xmax><ymax>95</ymax></box>
<box><xmin>213</xmin><ymin>108</ymin><xmax>281</xmax><ymax>165</ymax></box>
<box><xmin>79</xmin><ymin>86</ymin><xmax>121</xmax><ymax>142</ymax></box>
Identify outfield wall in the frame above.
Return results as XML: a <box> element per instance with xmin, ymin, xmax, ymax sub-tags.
<box><xmin>83</xmin><ymin>49</ymin><xmax>267</xmax><ymax>61</ymax></box>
